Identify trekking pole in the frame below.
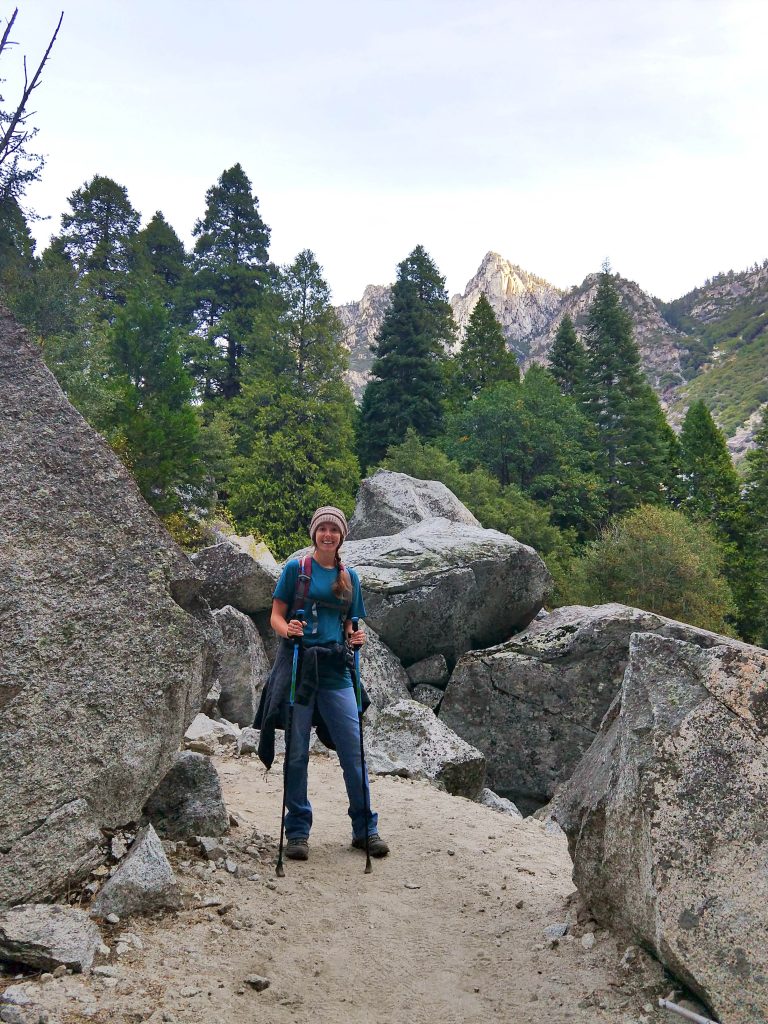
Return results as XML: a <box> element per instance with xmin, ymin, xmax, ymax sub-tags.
<box><xmin>351</xmin><ymin>616</ymin><xmax>372</xmax><ymax>874</ymax></box>
<box><xmin>658</xmin><ymin>998</ymin><xmax>717</xmax><ymax>1024</ymax></box>
<box><xmin>276</xmin><ymin>609</ymin><xmax>304</xmax><ymax>878</ymax></box>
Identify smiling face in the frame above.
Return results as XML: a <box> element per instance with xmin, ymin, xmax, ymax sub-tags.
<box><xmin>314</xmin><ymin>522</ymin><xmax>343</xmax><ymax>555</ymax></box>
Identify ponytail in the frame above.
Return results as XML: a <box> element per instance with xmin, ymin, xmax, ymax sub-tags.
<box><xmin>332</xmin><ymin>549</ymin><xmax>353</xmax><ymax>601</ymax></box>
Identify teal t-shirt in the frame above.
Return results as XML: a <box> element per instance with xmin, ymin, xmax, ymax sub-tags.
<box><xmin>273</xmin><ymin>558</ymin><xmax>366</xmax><ymax>689</ymax></box>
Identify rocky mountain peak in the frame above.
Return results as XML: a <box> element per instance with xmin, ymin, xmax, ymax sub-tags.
<box><xmin>450</xmin><ymin>252</ymin><xmax>564</xmax><ymax>359</ymax></box>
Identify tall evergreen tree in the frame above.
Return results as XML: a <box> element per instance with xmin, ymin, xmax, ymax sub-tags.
<box><xmin>678</xmin><ymin>401</ymin><xmax>742</xmax><ymax>532</ymax></box>
<box><xmin>0</xmin><ymin>194</ymin><xmax>36</xmax><ymax>317</ymax></box>
<box><xmin>133</xmin><ymin>212</ymin><xmax>191</xmax><ymax>327</ymax></box>
<box><xmin>104</xmin><ymin>288</ymin><xmax>202</xmax><ymax>515</ymax></box>
<box><xmin>451</xmin><ymin>293</ymin><xmax>519</xmax><ymax>402</ymax></box>
<box><xmin>188</xmin><ymin>163</ymin><xmax>271</xmax><ymax>400</ymax></box>
<box><xmin>445</xmin><ymin>368</ymin><xmax>606</xmax><ymax>539</ymax></box>
<box><xmin>134</xmin><ymin>212</ymin><xmax>187</xmax><ymax>290</ymax></box>
<box><xmin>227</xmin><ymin>252</ymin><xmax>359</xmax><ymax>555</ymax></box>
<box><xmin>275</xmin><ymin>249</ymin><xmax>348</xmax><ymax>387</ymax></box>
<box><xmin>741</xmin><ymin>413</ymin><xmax>768</xmax><ymax>645</ymax></box>
<box><xmin>358</xmin><ymin>245</ymin><xmax>455</xmax><ymax>469</ymax></box>
<box><xmin>52</xmin><ymin>175</ymin><xmax>141</xmax><ymax>309</ymax></box>
<box><xmin>548</xmin><ymin>313</ymin><xmax>587</xmax><ymax>399</ymax></box>
<box><xmin>677</xmin><ymin>400</ymin><xmax>756</xmax><ymax>636</ymax></box>
<box><xmin>582</xmin><ymin>269</ymin><xmax>672</xmax><ymax>513</ymax></box>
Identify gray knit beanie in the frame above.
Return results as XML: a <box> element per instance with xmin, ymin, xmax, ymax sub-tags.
<box><xmin>309</xmin><ymin>506</ymin><xmax>349</xmax><ymax>542</ymax></box>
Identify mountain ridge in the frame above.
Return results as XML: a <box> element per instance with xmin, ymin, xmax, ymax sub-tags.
<box><xmin>337</xmin><ymin>252</ymin><xmax>768</xmax><ymax>454</ymax></box>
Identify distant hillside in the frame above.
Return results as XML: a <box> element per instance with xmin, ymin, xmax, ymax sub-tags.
<box><xmin>337</xmin><ymin>253</ymin><xmax>768</xmax><ymax>453</ymax></box>
<box><xmin>526</xmin><ymin>273</ymin><xmax>687</xmax><ymax>399</ymax></box>
<box><xmin>659</xmin><ymin>264</ymin><xmax>768</xmax><ymax>449</ymax></box>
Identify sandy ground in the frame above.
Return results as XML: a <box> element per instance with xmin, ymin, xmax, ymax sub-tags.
<box><xmin>2</xmin><ymin>751</ymin><xmax>684</xmax><ymax>1024</ymax></box>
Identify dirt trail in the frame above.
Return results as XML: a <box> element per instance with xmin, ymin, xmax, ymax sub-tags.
<box><xmin>6</xmin><ymin>752</ymin><xmax>675</xmax><ymax>1024</ymax></box>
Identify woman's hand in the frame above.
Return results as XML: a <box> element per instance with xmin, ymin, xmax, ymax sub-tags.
<box><xmin>285</xmin><ymin>618</ymin><xmax>305</xmax><ymax>639</ymax></box>
<box><xmin>346</xmin><ymin>626</ymin><xmax>365</xmax><ymax>648</ymax></box>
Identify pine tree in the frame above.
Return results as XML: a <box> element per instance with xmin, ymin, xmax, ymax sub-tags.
<box><xmin>227</xmin><ymin>252</ymin><xmax>359</xmax><ymax>555</ymax></box>
<box><xmin>677</xmin><ymin>400</ymin><xmax>758</xmax><ymax>639</ymax></box>
<box><xmin>742</xmin><ymin>413</ymin><xmax>768</xmax><ymax>645</ymax></box>
<box><xmin>52</xmin><ymin>175</ymin><xmax>141</xmax><ymax>309</ymax></box>
<box><xmin>104</xmin><ymin>288</ymin><xmax>202</xmax><ymax>515</ymax></box>
<box><xmin>358</xmin><ymin>245</ymin><xmax>455</xmax><ymax>469</ymax></box>
<box><xmin>188</xmin><ymin>164</ymin><xmax>271</xmax><ymax>400</ymax></box>
<box><xmin>678</xmin><ymin>401</ymin><xmax>742</xmax><ymax>532</ymax></box>
<box><xmin>275</xmin><ymin>249</ymin><xmax>348</xmax><ymax>387</ymax></box>
<box><xmin>444</xmin><ymin>368</ymin><xmax>606</xmax><ymax>539</ymax></box>
<box><xmin>0</xmin><ymin>194</ymin><xmax>36</xmax><ymax>318</ymax></box>
<box><xmin>582</xmin><ymin>270</ymin><xmax>672</xmax><ymax>514</ymax></box>
<box><xmin>452</xmin><ymin>293</ymin><xmax>519</xmax><ymax>401</ymax></box>
<box><xmin>548</xmin><ymin>313</ymin><xmax>587</xmax><ymax>399</ymax></box>
<box><xmin>134</xmin><ymin>212</ymin><xmax>187</xmax><ymax>290</ymax></box>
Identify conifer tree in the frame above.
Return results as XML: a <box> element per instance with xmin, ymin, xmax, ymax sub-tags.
<box><xmin>548</xmin><ymin>313</ymin><xmax>587</xmax><ymax>399</ymax></box>
<box><xmin>133</xmin><ymin>212</ymin><xmax>191</xmax><ymax>328</ymax></box>
<box><xmin>452</xmin><ymin>293</ymin><xmax>519</xmax><ymax>401</ymax></box>
<box><xmin>678</xmin><ymin>401</ymin><xmax>742</xmax><ymax>532</ymax></box>
<box><xmin>104</xmin><ymin>288</ymin><xmax>202</xmax><ymax>515</ymax></box>
<box><xmin>188</xmin><ymin>163</ymin><xmax>271</xmax><ymax>400</ymax></box>
<box><xmin>134</xmin><ymin>212</ymin><xmax>187</xmax><ymax>291</ymax></box>
<box><xmin>741</xmin><ymin>413</ymin><xmax>768</xmax><ymax>645</ymax></box>
<box><xmin>445</xmin><ymin>368</ymin><xmax>606</xmax><ymax>538</ymax></box>
<box><xmin>582</xmin><ymin>269</ymin><xmax>672</xmax><ymax>514</ymax></box>
<box><xmin>358</xmin><ymin>245</ymin><xmax>455</xmax><ymax>469</ymax></box>
<box><xmin>227</xmin><ymin>252</ymin><xmax>359</xmax><ymax>555</ymax></box>
<box><xmin>52</xmin><ymin>175</ymin><xmax>141</xmax><ymax>309</ymax></box>
<box><xmin>275</xmin><ymin>249</ymin><xmax>348</xmax><ymax>387</ymax></box>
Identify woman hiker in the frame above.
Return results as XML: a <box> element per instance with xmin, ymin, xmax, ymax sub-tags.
<box><xmin>254</xmin><ymin>505</ymin><xmax>389</xmax><ymax>861</ymax></box>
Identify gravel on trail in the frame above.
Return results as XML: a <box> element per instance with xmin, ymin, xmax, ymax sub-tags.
<box><xmin>0</xmin><ymin>753</ymin><xmax>677</xmax><ymax>1024</ymax></box>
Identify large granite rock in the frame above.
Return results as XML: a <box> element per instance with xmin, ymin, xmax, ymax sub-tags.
<box><xmin>90</xmin><ymin>825</ymin><xmax>182</xmax><ymax>918</ymax></box>
<box><xmin>190</xmin><ymin>540</ymin><xmax>279</xmax><ymax>614</ymax></box>
<box><xmin>554</xmin><ymin>632</ymin><xmax>768</xmax><ymax>1024</ymax></box>
<box><xmin>406</xmin><ymin>654</ymin><xmax>449</xmax><ymax>690</ymax></box>
<box><xmin>0</xmin><ymin>308</ymin><xmax>218</xmax><ymax>907</ymax></box>
<box><xmin>440</xmin><ymin>603</ymin><xmax>738</xmax><ymax>808</ymax></box>
<box><xmin>339</xmin><ymin>518</ymin><xmax>550</xmax><ymax>667</ymax></box>
<box><xmin>213</xmin><ymin>605</ymin><xmax>270</xmax><ymax>726</ymax></box>
<box><xmin>358</xmin><ymin>628</ymin><xmax>411</xmax><ymax>723</ymax></box>
<box><xmin>143</xmin><ymin>752</ymin><xmax>229</xmax><ymax>840</ymax></box>
<box><xmin>0</xmin><ymin>905</ymin><xmax>101</xmax><ymax>973</ymax></box>
<box><xmin>348</xmin><ymin>470</ymin><xmax>481</xmax><ymax>540</ymax></box>
<box><xmin>364</xmin><ymin>699</ymin><xmax>486</xmax><ymax>798</ymax></box>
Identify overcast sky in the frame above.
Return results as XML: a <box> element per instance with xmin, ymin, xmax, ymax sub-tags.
<box><xmin>9</xmin><ymin>0</ymin><xmax>768</xmax><ymax>304</ymax></box>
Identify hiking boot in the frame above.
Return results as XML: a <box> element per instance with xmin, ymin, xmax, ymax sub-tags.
<box><xmin>285</xmin><ymin>836</ymin><xmax>309</xmax><ymax>860</ymax></box>
<box><xmin>352</xmin><ymin>832</ymin><xmax>390</xmax><ymax>858</ymax></box>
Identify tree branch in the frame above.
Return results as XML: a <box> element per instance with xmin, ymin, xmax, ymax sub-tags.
<box><xmin>0</xmin><ymin>9</ymin><xmax>63</xmax><ymax>169</ymax></box>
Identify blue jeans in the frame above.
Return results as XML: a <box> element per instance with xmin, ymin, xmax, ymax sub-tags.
<box><xmin>284</xmin><ymin>686</ymin><xmax>378</xmax><ymax>841</ymax></box>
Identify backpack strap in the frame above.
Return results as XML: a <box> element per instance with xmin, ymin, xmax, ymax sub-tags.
<box><xmin>290</xmin><ymin>555</ymin><xmax>312</xmax><ymax>618</ymax></box>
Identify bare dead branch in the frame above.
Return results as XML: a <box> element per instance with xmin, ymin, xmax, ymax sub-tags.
<box><xmin>0</xmin><ymin>10</ymin><xmax>63</xmax><ymax>169</ymax></box>
<box><xmin>0</xmin><ymin>9</ymin><xmax>19</xmax><ymax>62</ymax></box>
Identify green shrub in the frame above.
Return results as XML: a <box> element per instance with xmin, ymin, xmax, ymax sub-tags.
<box><xmin>570</xmin><ymin>505</ymin><xmax>737</xmax><ymax>633</ymax></box>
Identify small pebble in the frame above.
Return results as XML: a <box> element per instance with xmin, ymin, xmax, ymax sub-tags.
<box><xmin>105</xmin><ymin>913</ymin><xmax>120</xmax><ymax>925</ymax></box>
<box><xmin>581</xmin><ymin>932</ymin><xmax>596</xmax><ymax>950</ymax></box>
<box><xmin>404</xmin><ymin>883</ymin><xmax>421</xmax><ymax>890</ymax></box>
<box><xmin>180</xmin><ymin>986</ymin><xmax>201</xmax><ymax>998</ymax></box>
<box><xmin>447</xmin><ymin>849</ymin><xmax>455</xmax><ymax>856</ymax></box>
<box><xmin>515</xmin><ymin>899</ymin><xmax>524</xmax><ymax>909</ymax></box>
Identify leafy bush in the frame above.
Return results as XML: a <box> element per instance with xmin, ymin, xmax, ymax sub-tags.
<box><xmin>569</xmin><ymin>505</ymin><xmax>737</xmax><ymax>633</ymax></box>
